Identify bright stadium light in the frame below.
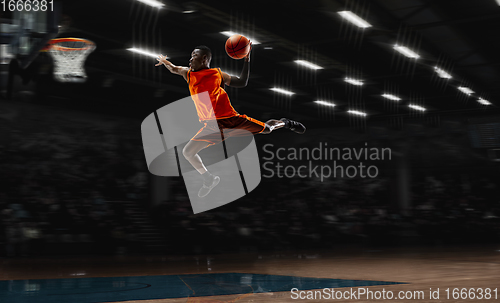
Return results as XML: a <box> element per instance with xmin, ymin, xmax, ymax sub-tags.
<box><xmin>382</xmin><ymin>94</ymin><xmax>402</xmax><ymax>101</ymax></box>
<box><xmin>220</xmin><ymin>31</ymin><xmax>261</xmax><ymax>45</ymax></box>
<box><xmin>394</xmin><ymin>44</ymin><xmax>420</xmax><ymax>59</ymax></box>
<box><xmin>408</xmin><ymin>104</ymin><xmax>426</xmax><ymax>111</ymax></box>
<box><xmin>270</xmin><ymin>87</ymin><xmax>295</xmax><ymax>96</ymax></box>
<box><xmin>344</xmin><ymin>77</ymin><xmax>364</xmax><ymax>86</ymax></box>
<box><xmin>496</xmin><ymin>0</ymin><xmax>500</xmax><ymax>6</ymax></box>
<box><xmin>338</xmin><ymin>11</ymin><xmax>372</xmax><ymax>28</ymax></box>
<box><xmin>136</xmin><ymin>0</ymin><xmax>165</xmax><ymax>8</ymax></box>
<box><xmin>128</xmin><ymin>48</ymin><xmax>164</xmax><ymax>58</ymax></box>
<box><xmin>478</xmin><ymin>98</ymin><xmax>492</xmax><ymax>105</ymax></box>
<box><xmin>294</xmin><ymin>60</ymin><xmax>324</xmax><ymax>70</ymax></box>
<box><xmin>434</xmin><ymin>67</ymin><xmax>452</xmax><ymax>79</ymax></box>
<box><xmin>458</xmin><ymin>86</ymin><xmax>475</xmax><ymax>95</ymax></box>
<box><xmin>221</xmin><ymin>31</ymin><xmax>237</xmax><ymax>37</ymax></box>
<box><xmin>347</xmin><ymin>110</ymin><xmax>367</xmax><ymax>116</ymax></box>
<box><xmin>314</xmin><ymin>100</ymin><xmax>336</xmax><ymax>107</ymax></box>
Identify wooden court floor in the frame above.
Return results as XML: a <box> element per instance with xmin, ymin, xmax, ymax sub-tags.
<box><xmin>1</xmin><ymin>245</ymin><xmax>499</xmax><ymax>303</ymax></box>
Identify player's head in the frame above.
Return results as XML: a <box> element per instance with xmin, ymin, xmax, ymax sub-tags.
<box><xmin>190</xmin><ymin>45</ymin><xmax>212</xmax><ymax>71</ymax></box>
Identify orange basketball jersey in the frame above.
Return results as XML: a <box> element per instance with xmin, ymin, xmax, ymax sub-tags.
<box><xmin>187</xmin><ymin>68</ymin><xmax>238</xmax><ymax>121</ymax></box>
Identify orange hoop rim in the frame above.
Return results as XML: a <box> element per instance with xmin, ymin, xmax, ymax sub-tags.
<box><xmin>48</xmin><ymin>38</ymin><xmax>95</xmax><ymax>52</ymax></box>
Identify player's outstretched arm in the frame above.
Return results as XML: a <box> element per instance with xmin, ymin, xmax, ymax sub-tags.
<box><xmin>156</xmin><ymin>54</ymin><xmax>189</xmax><ymax>81</ymax></box>
<box><xmin>223</xmin><ymin>43</ymin><xmax>252</xmax><ymax>88</ymax></box>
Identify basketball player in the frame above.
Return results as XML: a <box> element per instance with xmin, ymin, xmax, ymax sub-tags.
<box><xmin>155</xmin><ymin>45</ymin><xmax>305</xmax><ymax>197</ymax></box>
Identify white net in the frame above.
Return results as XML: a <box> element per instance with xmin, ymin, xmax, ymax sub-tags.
<box><xmin>48</xmin><ymin>38</ymin><xmax>95</xmax><ymax>83</ymax></box>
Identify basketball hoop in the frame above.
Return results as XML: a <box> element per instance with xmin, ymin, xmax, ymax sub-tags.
<box><xmin>47</xmin><ymin>38</ymin><xmax>95</xmax><ymax>83</ymax></box>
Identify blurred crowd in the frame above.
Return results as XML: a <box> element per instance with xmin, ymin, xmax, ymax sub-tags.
<box><xmin>152</xmin><ymin>172</ymin><xmax>500</xmax><ymax>254</ymax></box>
<box><xmin>1</xmin><ymin>101</ymin><xmax>499</xmax><ymax>257</ymax></box>
<box><xmin>0</xmin><ymin>102</ymin><xmax>148</xmax><ymax>256</ymax></box>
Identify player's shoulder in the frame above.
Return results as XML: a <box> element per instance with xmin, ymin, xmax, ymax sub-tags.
<box><xmin>214</xmin><ymin>67</ymin><xmax>228</xmax><ymax>75</ymax></box>
<box><xmin>212</xmin><ymin>67</ymin><xmax>226</xmax><ymax>78</ymax></box>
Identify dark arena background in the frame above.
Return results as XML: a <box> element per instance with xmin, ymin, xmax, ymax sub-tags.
<box><xmin>1</xmin><ymin>0</ymin><xmax>500</xmax><ymax>302</ymax></box>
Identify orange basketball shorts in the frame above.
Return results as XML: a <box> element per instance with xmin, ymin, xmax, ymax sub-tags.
<box><xmin>191</xmin><ymin>114</ymin><xmax>266</xmax><ymax>146</ymax></box>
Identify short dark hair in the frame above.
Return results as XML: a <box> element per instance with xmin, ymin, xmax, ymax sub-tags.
<box><xmin>194</xmin><ymin>45</ymin><xmax>212</xmax><ymax>62</ymax></box>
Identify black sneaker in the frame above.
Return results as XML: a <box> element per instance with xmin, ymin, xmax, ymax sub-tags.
<box><xmin>280</xmin><ymin>118</ymin><xmax>306</xmax><ymax>134</ymax></box>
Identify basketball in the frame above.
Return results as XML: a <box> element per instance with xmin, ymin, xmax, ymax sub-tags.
<box><xmin>225</xmin><ymin>34</ymin><xmax>251</xmax><ymax>59</ymax></box>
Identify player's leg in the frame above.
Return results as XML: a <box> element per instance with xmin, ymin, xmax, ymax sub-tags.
<box><xmin>261</xmin><ymin>118</ymin><xmax>306</xmax><ymax>134</ymax></box>
<box><xmin>224</xmin><ymin>115</ymin><xmax>305</xmax><ymax>135</ymax></box>
<box><xmin>183</xmin><ymin>139</ymin><xmax>221</xmax><ymax>197</ymax></box>
<box><xmin>261</xmin><ymin>119</ymin><xmax>284</xmax><ymax>134</ymax></box>
<box><xmin>182</xmin><ymin>140</ymin><xmax>211</xmax><ymax>174</ymax></box>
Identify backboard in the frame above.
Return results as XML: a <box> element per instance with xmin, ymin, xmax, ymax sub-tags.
<box><xmin>1</xmin><ymin>1</ymin><xmax>61</xmax><ymax>69</ymax></box>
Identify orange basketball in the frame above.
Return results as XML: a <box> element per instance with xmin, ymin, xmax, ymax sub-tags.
<box><xmin>225</xmin><ymin>34</ymin><xmax>250</xmax><ymax>59</ymax></box>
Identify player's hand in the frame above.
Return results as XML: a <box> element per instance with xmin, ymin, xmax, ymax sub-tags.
<box><xmin>244</xmin><ymin>42</ymin><xmax>252</xmax><ymax>62</ymax></box>
<box><xmin>155</xmin><ymin>54</ymin><xmax>169</xmax><ymax>66</ymax></box>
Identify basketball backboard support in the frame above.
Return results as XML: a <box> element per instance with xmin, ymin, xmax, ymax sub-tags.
<box><xmin>5</xmin><ymin>1</ymin><xmax>61</xmax><ymax>69</ymax></box>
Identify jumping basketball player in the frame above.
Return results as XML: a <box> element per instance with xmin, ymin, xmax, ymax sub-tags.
<box><xmin>155</xmin><ymin>45</ymin><xmax>305</xmax><ymax>197</ymax></box>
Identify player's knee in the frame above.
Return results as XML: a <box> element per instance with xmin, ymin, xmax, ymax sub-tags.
<box><xmin>261</xmin><ymin>124</ymin><xmax>272</xmax><ymax>134</ymax></box>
